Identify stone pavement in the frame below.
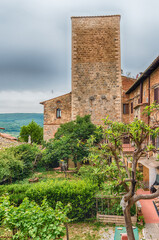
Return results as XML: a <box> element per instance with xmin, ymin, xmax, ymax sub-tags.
<box><xmin>143</xmin><ymin>223</ymin><xmax>159</xmax><ymax>240</ymax></box>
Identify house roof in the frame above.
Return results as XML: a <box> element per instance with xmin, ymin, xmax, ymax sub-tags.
<box><xmin>71</xmin><ymin>15</ymin><xmax>121</xmax><ymax>19</ymax></box>
<box><xmin>40</xmin><ymin>92</ymin><xmax>71</xmax><ymax>105</ymax></box>
<box><xmin>126</xmin><ymin>56</ymin><xmax>159</xmax><ymax>94</ymax></box>
<box><xmin>0</xmin><ymin>133</ymin><xmax>17</xmax><ymax>141</ymax></box>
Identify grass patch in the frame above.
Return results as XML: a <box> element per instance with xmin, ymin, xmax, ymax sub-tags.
<box><xmin>64</xmin><ymin>222</ymin><xmax>110</xmax><ymax>240</ymax></box>
<box><xmin>0</xmin><ymin>227</ymin><xmax>12</xmax><ymax>239</ymax></box>
<box><xmin>12</xmin><ymin>170</ymin><xmax>79</xmax><ymax>185</ymax></box>
<box><xmin>0</xmin><ymin>223</ymin><xmax>107</xmax><ymax>240</ymax></box>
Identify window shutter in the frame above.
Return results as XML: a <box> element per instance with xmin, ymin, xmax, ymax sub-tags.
<box><xmin>126</xmin><ymin>104</ymin><xmax>129</xmax><ymax>114</ymax></box>
<box><xmin>123</xmin><ymin>104</ymin><xmax>129</xmax><ymax>114</ymax></box>
<box><xmin>154</xmin><ymin>88</ymin><xmax>159</xmax><ymax>103</ymax></box>
<box><xmin>140</xmin><ymin>82</ymin><xmax>143</xmax><ymax>103</ymax></box>
<box><xmin>131</xmin><ymin>102</ymin><xmax>133</xmax><ymax>113</ymax></box>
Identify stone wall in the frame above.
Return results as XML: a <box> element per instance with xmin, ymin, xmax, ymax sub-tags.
<box><xmin>41</xmin><ymin>93</ymin><xmax>72</xmax><ymax>141</ymax></box>
<box><xmin>124</xmin><ymin>65</ymin><xmax>159</xmax><ymax>124</ymax></box>
<box><xmin>121</xmin><ymin>76</ymin><xmax>136</xmax><ymax>124</ymax></box>
<box><xmin>71</xmin><ymin>15</ymin><xmax>122</xmax><ymax>125</ymax></box>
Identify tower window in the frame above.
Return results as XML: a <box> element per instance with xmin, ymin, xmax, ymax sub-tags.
<box><xmin>56</xmin><ymin>108</ymin><xmax>61</xmax><ymax>118</ymax></box>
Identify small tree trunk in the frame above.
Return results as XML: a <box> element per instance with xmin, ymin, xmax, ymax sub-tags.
<box><xmin>74</xmin><ymin>161</ymin><xmax>77</xmax><ymax>168</ymax></box>
<box><xmin>65</xmin><ymin>223</ymin><xmax>69</xmax><ymax>240</ymax></box>
<box><xmin>13</xmin><ymin>228</ymin><xmax>17</xmax><ymax>235</ymax></box>
<box><xmin>124</xmin><ymin>206</ymin><xmax>135</xmax><ymax>240</ymax></box>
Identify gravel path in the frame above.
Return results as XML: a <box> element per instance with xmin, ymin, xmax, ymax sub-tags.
<box><xmin>143</xmin><ymin>223</ymin><xmax>159</xmax><ymax>240</ymax></box>
<box><xmin>99</xmin><ymin>227</ymin><xmax>114</xmax><ymax>240</ymax></box>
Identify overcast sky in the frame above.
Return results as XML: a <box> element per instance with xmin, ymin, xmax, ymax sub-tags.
<box><xmin>0</xmin><ymin>0</ymin><xmax>159</xmax><ymax>113</ymax></box>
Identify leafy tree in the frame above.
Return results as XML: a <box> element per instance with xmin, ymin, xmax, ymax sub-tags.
<box><xmin>19</xmin><ymin>120</ymin><xmax>43</xmax><ymax>144</ymax></box>
<box><xmin>0</xmin><ymin>144</ymin><xmax>41</xmax><ymax>184</ymax></box>
<box><xmin>88</xmin><ymin>110</ymin><xmax>159</xmax><ymax>240</ymax></box>
<box><xmin>43</xmin><ymin>115</ymin><xmax>100</xmax><ymax>167</ymax></box>
<box><xmin>54</xmin><ymin>115</ymin><xmax>98</xmax><ymax>141</ymax></box>
<box><xmin>13</xmin><ymin>144</ymin><xmax>41</xmax><ymax>176</ymax></box>
<box><xmin>0</xmin><ymin>149</ymin><xmax>24</xmax><ymax>184</ymax></box>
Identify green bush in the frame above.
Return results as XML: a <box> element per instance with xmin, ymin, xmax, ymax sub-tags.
<box><xmin>0</xmin><ymin>183</ymin><xmax>30</xmax><ymax>205</ymax></box>
<box><xmin>0</xmin><ymin>144</ymin><xmax>42</xmax><ymax>184</ymax></box>
<box><xmin>0</xmin><ymin>179</ymin><xmax>98</xmax><ymax>221</ymax></box>
<box><xmin>97</xmin><ymin>198</ymin><xmax>136</xmax><ymax>216</ymax></box>
<box><xmin>0</xmin><ymin>196</ymin><xmax>69</xmax><ymax>239</ymax></box>
<box><xmin>0</xmin><ymin>149</ymin><xmax>24</xmax><ymax>184</ymax></box>
<box><xmin>19</xmin><ymin>120</ymin><xmax>43</xmax><ymax>144</ymax></box>
<box><xmin>42</xmin><ymin>115</ymin><xmax>102</xmax><ymax>168</ymax></box>
<box><xmin>78</xmin><ymin>165</ymin><xmax>106</xmax><ymax>186</ymax></box>
<box><xmin>13</xmin><ymin>143</ymin><xmax>41</xmax><ymax>177</ymax></box>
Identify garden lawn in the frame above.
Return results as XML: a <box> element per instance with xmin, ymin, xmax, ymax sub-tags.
<box><xmin>0</xmin><ymin>223</ymin><xmax>114</xmax><ymax>240</ymax></box>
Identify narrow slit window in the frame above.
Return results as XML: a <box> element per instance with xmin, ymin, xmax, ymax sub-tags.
<box><xmin>56</xmin><ymin>108</ymin><xmax>61</xmax><ymax>118</ymax></box>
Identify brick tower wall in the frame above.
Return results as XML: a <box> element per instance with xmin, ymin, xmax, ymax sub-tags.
<box><xmin>71</xmin><ymin>16</ymin><xmax>122</xmax><ymax>125</ymax></box>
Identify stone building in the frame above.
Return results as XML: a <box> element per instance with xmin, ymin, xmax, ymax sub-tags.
<box><xmin>41</xmin><ymin>15</ymin><xmax>122</xmax><ymax>141</ymax></box>
<box><xmin>40</xmin><ymin>15</ymin><xmax>159</xmax><ymax>187</ymax></box>
<box><xmin>122</xmin><ymin>56</ymin><xmax>159</xmax><ymax>188</ymax></box>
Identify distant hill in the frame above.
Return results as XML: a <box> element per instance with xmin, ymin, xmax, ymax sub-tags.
<box><xmin>0</xmin><ymin>113</ymin><xmax>43</xmax><ymax>137</ymax></box>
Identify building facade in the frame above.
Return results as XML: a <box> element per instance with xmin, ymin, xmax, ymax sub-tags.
<box><xmin>122</xmin><ymin>56</ymin><xmax>159</xmax><ymax>187</ymax></box>
<box><xmin>40</xmin><ymin>15</ymin><xmax>159</xmax><ymax>187</ymax></box>
<box><xmin>41</xmin><ymin>15</ymin><xmax>122</xmax><ymax>140</ymax></box>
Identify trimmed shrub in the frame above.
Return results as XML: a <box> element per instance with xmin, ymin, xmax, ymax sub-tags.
<box><xmin>0</xmin><ymin>179</ymin><xmax>98</xmax><ymax>221</ymax></box>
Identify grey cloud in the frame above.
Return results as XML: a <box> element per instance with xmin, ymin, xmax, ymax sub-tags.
<box><xmin>0</xmin><ymin>0</ymin><xmax>159</xmax><ymax>112</ymax></box>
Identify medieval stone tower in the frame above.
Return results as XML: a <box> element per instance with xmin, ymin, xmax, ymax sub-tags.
<box><xmin>41</xmin><ymin>15</ymin><xmax>122</xmax><ymax>140</ymax></box>
<box><xmin>71</xmin><ymin>16</ymin><xmax>122</xmax><ymax>124</ymax></box>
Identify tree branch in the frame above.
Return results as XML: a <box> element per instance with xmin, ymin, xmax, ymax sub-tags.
<box><xmin>134</xmin><ymin>188</ymin><xmax>159</xmax><ymax>202</ymax></box>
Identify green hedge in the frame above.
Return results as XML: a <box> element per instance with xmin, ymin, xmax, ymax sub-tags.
<box><xmin>0</xmin><ymin>179</ymin><xmax>98</xmax><ymax>220</ymax></box>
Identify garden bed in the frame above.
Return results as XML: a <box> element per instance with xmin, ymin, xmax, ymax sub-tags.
<box><xmin>96</xmin><ymin>195</ymin><xmax>137</xmax><ymax>225</ymax></box>
<box><xmin>97</xmin><ymin>212</ymin><xmax>137</xmax><ymax>225</ymax></box>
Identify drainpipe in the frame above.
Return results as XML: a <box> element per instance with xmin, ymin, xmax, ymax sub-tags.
<box><xmin>148</xmin><ymin>75</ymin><xmax>150</xmax><ymax>125</ymax></box>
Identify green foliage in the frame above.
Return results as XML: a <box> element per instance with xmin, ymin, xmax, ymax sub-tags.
<box><xmin>19</xmin><ymin>120</ymin><xmax>43</xmax><ymax>144</ymax></box>
<box><xmin>87</xmin><ymin>117</ymin><xmax>158</xmax><ymax>193</ymax></box>
<box><xmin>26</xmin><ymin>179</ymin><xmax>97</xmax><ymax>220</ymax></box>
<box><xmin>97</xmin><ymin>197</ymin><xmax>136</xmax><ymax>216</ymax></box>
<box><xmin>42</xmin><ymin>136</ymin><xmax>73</xmax><ymax>168</ymax></box>
<box><xmin>0</xmin><ymin>149</ymin><xmax>24</xmax><ymax>184</ymax></box>
<box><xmin>103</xmin><ymin>202</ymin><xmax>136</xmax><ymax>216</ymax></box>
<box><xmin>0</xmin><ymin>184</ymin><xmax>30</xmax><ymax>206</ymax></box>
<box><xmin>55</xmin><ymin>115</ymin><xmax>98</xmax><ymax>141</ymax></box>
<box><xmin>13</xmin><ymin>144</ymin><xmax>41</xmax><ymax>177</ymax></box>
<box><xmin>78</xmin><ymin>165</ymin><xmax>107</xmax><ymax>187</ymax></box>
<box><xmin>0</xmin><ymin>179</ymin><xmax>98</xmax><ymax>221</ymax></box>
<box><xmin>43</xmin><ymin>115</ymin><xmax>101</xmax><ymax>167</ymax></box>
<box><xmin>0</xmin><ymin>196</ymin><xmax>69</xmax><ymax>239</ymax></box>
<box><xmin>0</xmin><ymin>144</ymin><xmax>41</xmax><ymax>184</ymax></box>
